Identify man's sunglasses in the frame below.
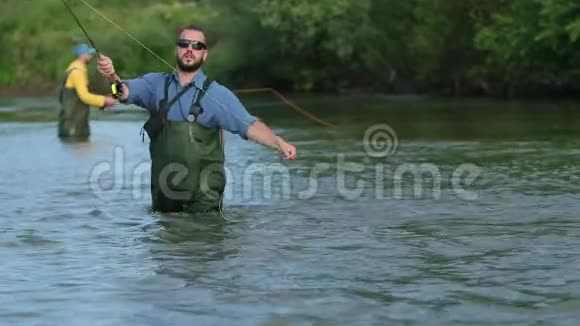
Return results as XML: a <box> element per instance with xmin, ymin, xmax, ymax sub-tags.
<box><xmin>176</xmin><ymin>39</ymin><xmax>207</xmax><ymax>50</ymax></box>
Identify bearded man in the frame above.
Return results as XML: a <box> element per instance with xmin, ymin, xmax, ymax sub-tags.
<box><xmin>97</xmin><ymin>24</ymin><xmax>296</xmax><ymax>214</ymax></box>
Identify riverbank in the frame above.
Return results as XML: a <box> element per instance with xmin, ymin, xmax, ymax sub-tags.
<box><xmin>0</xmin><ymin>84</ymin><xmax>60</xmax><ymax>99</ymax></box>
<box><xmin>0</xmin><ymin>74</ymin><xmax>113</xmax><ymax>99</ymax></box>
<box><xmin>0</xmin><ymin>81</ymin><xmax>431</xmax><ymax>103</ymax></box>
<box><xmin>0</xmin><ymin>81</ymin><xmax>578</xmax><ymax>102</ymax></box>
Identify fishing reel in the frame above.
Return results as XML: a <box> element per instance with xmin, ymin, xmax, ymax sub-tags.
<box><xmin>110</xmin><ymin>80</ymin><xmax>125</xmax><ymax>99</ymax></box>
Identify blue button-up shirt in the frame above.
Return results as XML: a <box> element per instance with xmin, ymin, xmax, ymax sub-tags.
<box><xmin>122</xmin><ymin>70</ymin><xmax>257</xmax><ymax>138</ymax></box>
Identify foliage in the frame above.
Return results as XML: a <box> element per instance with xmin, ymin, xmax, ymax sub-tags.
<box><xmin>0</xmin><ymin>0</ymin><xmax>579</xmax><ymax>97</ymax></box>
<box><xmin>474</xmin><ymin>0</ymin><xmax>580</xmax><ymax>93</ymax></box>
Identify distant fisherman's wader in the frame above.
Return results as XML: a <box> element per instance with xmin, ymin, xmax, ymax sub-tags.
<box><xmin>143</xmin><ymin>75</ymin><xmax>225</xmax><ymax>213</ymax></box>
<box><xmin>58</xmin><ymin>68</ymin><xmax>91</xmax><ymax>139</ymax></box>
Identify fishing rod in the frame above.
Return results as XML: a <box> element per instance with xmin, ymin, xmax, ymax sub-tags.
<box><xmin>62</xmin><ymin>0</ymin><xmax>99</xmax><ymax>53</ymax></box>
<box><xmin>63</xmin><ymin>0</ymin><xmax>335</xmax><ymax>127</ymax></box>
<box><xmin>61</xmin><ymin>0</ymin><xmax>126</xmax><ymax>99</ymax></box>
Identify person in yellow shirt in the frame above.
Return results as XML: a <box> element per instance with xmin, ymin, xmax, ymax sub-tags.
<box><xmin>58</xmin><ymin>43</ymin><xmax>116</xmax><ymax>139</ymax></box>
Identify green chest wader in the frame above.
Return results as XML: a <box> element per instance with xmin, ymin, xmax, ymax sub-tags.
<box><xmin>57</xmin><ymin>68</ymin><xmax>91</xmax><ymax>139</ymax></box>
<box><xmin>143</xmin><ymin>76</ymin><xmax>225</xmax><ymax>213</ymax></box>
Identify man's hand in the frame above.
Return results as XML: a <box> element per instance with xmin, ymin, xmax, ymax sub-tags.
<box><xmin>97</xmin><ymin>54</ymin><xmax>116</xmax><ymax>81</ymax></box>
<box><xmin>97</xmin><ymin>54</ymin><xmax>128</xmax><ymax>100</ymax></box>
<box><xmin>246</xmin><ymin>120</ymin><xmax>297</xmax><ymax>160</ymax></box>
<box><xmin>276</xmin><ymin>137</ymin><xmax>297</xmax><ymax>160</ymax></box>
<box><xmin>103</xmin><ymin>96</ymin><xmax>117</xmax><ymax>108</ymax></box>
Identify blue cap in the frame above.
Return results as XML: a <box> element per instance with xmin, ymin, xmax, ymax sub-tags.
<box><xmin>73</xmin><ymin>43</ymin><xmax>96</xmax><ymax>57</ymax></box>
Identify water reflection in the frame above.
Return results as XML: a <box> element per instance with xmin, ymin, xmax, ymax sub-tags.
<box><xmin>152</xmin><ymin>212</ymin><xmax>230</xmax><ymax>245</ymax></box>
<box><xmin>2</xmin><ymin>97</ymin><xmax>580</xmax><ymax>324</ymax></box>
<box><xmin>138</xmin><ymin>211</ymin><xmax>240</xmax><ymax>285</ymax></box>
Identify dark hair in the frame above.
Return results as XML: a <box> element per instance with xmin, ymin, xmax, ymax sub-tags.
<box><xmin>176</xmin><ymin>24</ymin><xmax>206</xmax><ymax>40</ymax></box>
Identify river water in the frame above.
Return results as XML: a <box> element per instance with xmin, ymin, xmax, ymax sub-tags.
<box><xmin>1</xmin><ymin>96</ymin><xmax>579</xmax><ymax>325</ymax></box>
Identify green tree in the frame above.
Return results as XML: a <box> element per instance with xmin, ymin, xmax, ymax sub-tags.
<box><xmin>409</xmin><ymin>0</ymin><xmax>503</xmax><ymax>95</ymax></box>
<box><xmin>474</xmin><ymin>0</ymin><xmax>580</xmax><ymax>96</ymax></box>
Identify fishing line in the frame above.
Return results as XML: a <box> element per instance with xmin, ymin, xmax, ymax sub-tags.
<box><xmin>74</xmin><ymin>0</ymin><xmax>174</xmax><ymax>70</ymax></box>
<box><xmin>65</xmin><ymin>0</ymin><xmax>254</xmax><ymax>127</ymax></box>
<box><xmin>66</xmin><ymin>0</ymin><xmax>335</xmax><ymax>128</ymax></box>
<box><xmin>62</xmin><ymin>0</ymin><xmax>100</xmax><ymax>52</ymax></box>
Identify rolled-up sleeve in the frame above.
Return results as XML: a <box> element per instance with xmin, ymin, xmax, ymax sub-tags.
<box><xmin>122</xmin><ymin>72</ymin><xmax>163</xmax><ymax>111</ymax></box>
<box><xmin>203</xmin><ymin>84</ymin><xmax>257</xmax><ymax>139</ymax></box>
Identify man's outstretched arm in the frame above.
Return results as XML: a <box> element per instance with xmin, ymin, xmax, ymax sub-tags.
<box><xmin>246</xmin><ymin>120</ymin><xmax>296</xmax><ymax>160</ymax></box>
<box><xmin>205</xmin><ymin>84</ymin><xmax>297</xmax><ymax>160</ymax></box>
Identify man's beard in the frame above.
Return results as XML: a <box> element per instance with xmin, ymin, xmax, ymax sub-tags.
<box><xmin>177</xmin><ymin>55</ymin><xmax>204</xmax><ymax>72</ymax></box>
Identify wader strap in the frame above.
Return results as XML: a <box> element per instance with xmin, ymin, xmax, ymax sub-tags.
<box><xmin>58</xmin><ymin>68</ymin><xmax>77</xmax><ymax>104</ymax></box>
<box><xmin>158</xmin><ymin>74</ymin><xmax>172</xmax><ymax>123</ymax></box>
<box><xmin>159</xmin><ymin>74</ymin><xmax>197</xmax><ymax>121</ymax></box>
<box><xmin>168</xmin><ymin>84</ymin><xmax>194</xmax><ymax>107</ymax></box>
<box><xmin>189</xmin><ymin>77</ymin><xmax>213</xmax><ymax>118</ymax></box>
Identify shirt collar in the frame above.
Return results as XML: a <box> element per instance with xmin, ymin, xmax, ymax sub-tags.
<box><xmin>171</xmin><ymin>69</ymin><xmax>207</xmax><ymax>88</ymax></box>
